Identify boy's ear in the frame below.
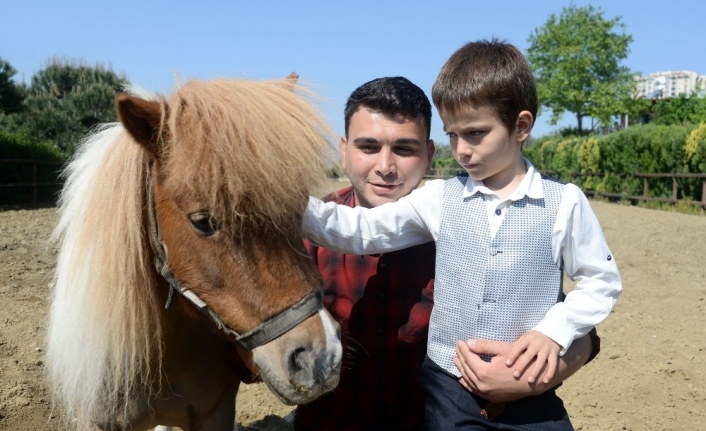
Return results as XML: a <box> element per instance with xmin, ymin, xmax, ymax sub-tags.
<box><xmin>515</xmin><ymin>110</ymin><xmax>534</xmax><ymax>143</ymax></box>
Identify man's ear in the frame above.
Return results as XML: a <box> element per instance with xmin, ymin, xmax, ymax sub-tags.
<box><xmin>515</xmin><ymin>111</ymin><xmax>534</xmax><ymax>143</ymax></box>
<box><xmin>115</xmin><ymin>94</ymin><xmax>166</xmax><ymax>158</ymax></box>
<box><xmin>338</xmin><ymin>135</ymin><xmax>348</xmax><ymax>171</ymax></box>
<box><xmin>426</xmin><ymin>139</ymin><xmax>436</xmax><ymax>174</ymax></box>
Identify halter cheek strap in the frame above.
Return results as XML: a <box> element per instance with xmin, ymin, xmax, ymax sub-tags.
<box><xmin>145</xmin><ymin>164</ymin><xmax>322</xmax><ymax>350</ymax></box>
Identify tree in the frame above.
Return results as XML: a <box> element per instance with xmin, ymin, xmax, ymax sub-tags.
<box><xmin>527</xmin><ymin>5</ymin><xmax>634</xmax><ymax>134</ymax></box>
<box><xmin>0</xmin><ymin>58</ymin><xmax>26</xmax><ymax>114</ymax></box>
<box><xmin>20</xmin><ymin>57</ymin><xmax>129</xmax><ymax>153</ymax></box>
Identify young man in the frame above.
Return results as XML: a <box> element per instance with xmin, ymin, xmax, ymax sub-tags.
<box><xmin>293</xmin><ymin>76</ymin><xmax>436</xmax><ymax>431</ymax></box>
<box><xmin>295</xmin><ymin>76</ymin><xmax>603</xmax><ymax>431</ymax></box>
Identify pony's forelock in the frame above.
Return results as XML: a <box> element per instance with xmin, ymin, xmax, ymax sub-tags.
<box><xmin>163</xmin><ymin>78</ymin><xmax>337</xmax><ymax>234</ymax></box>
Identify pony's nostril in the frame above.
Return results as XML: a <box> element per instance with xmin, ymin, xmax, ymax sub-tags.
<box><xmin>289</xmin><ymin>347</ymin><xmax>307</xmax><ymax>371</ymax></box>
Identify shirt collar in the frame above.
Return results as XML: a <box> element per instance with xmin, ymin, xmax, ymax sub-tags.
<box><xmin>462</xmin><ymin>158</ymin><xmax>544</xmax><ymax>201</ymax></box>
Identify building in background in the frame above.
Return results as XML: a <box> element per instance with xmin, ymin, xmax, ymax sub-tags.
<box><xmin>635</xmin><ymin>70</ymin><xmax>706</xmax><ymax>99</ymax></box>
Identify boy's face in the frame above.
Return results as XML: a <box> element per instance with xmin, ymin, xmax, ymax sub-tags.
<box><xmin>341</xmin><ymin>107</ymin><xmax>435</xmax><ymax>208</ymax></box>
<box><xmin>442</xmin><ymin>105</ymin><xmax>532</xmax><ymax>191</ymax></box>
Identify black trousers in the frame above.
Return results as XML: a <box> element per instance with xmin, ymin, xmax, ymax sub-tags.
<box><xmin>419</xmin><ymin>355</ymin><xmax>574</xmax><ymax>431</ymax></box>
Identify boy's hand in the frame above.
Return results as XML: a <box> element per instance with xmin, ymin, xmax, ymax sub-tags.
<box><xmin>505</xmin><ymin>330</ymin><xmax>561</xmax><ymax>384</ymax></box>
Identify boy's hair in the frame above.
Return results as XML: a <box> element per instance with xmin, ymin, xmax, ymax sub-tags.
<box><xmin>432</xmin><ymin>38</ymin><xmax>538</xmax><ymax>134</ymax></box>
<box><xmin>344</xmin><ymin>76</ymin><xmax>432</xmax><ymax>140</ymax></box>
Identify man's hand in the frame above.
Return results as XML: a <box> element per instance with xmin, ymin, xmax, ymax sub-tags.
<box><xmin>455</xmin><ymin>335</ymin><xmax>592</xmax><ymax>403</ymax></box>
<box><xmin>454</xmin><ymin>339</ymin><xmax>544</xmax><ymax>403</ymax></box>
<box><xmin>505</xmin><ymin>330</ymin><xmax>561</xmax><ymax>384</ymax></box>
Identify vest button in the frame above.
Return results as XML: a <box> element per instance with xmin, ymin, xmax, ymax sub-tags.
<box><xmin>490</xmin><ymin>250</ymin><xmax>498</xmax><ymax>256</ymax></box>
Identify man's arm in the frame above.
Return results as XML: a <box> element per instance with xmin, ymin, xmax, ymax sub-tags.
<box><xmin>453</xmin><ymin>334</ymin><xmax>593</xmax><ymax>403</ymax></box>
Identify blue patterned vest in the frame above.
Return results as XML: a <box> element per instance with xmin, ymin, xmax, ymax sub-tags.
<box><xmin>428</xmin><ymin>174</ymin><xmax>566</xmax><ymax>376</ymax></box>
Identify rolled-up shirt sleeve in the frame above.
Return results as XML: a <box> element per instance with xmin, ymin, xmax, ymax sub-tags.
<box><xmin>302</xmin><ymin>180</ymin><xmax>444</xmax><ymax>255</ymax></box>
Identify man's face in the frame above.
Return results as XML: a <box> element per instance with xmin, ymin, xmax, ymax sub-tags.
<box><xmin>341</xmin><ymin>108</ymin><xmax>434</xmax><ymax>208</ymax></box>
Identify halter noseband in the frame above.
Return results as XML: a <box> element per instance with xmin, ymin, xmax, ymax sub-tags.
<box><xmin>145</xmin><ymin>164</ymin><xmax>322</xmax><ymax>350</ymax></box>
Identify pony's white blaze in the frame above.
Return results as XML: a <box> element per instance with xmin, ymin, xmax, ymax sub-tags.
<box><xmin>319</xmin><ymin>308</ymin><xmax>343</xmax><ymax>365</ymax></box>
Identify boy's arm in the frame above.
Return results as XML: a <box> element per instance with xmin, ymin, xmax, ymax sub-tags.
<box><xmin>454</xmin><ymin>334</ymin><xmax>593</xmax><ymax>403</ymax></box>
<box><xmin>532</xmin><ymin>185</ymin><xmax>622</xmax><ymax>353</ymax></box>
<box><xmin>302</xmin><ymin>180</ymin><xmax>443</xmax><ymax>254</ymax></box>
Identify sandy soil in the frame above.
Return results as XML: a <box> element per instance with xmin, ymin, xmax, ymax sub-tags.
<box><xmin>1</xmin><ymin>183</ymin><xmax>705</xmax><ymax>430</ymax></box>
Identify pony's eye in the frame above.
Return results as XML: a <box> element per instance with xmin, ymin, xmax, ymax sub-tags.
<box><xmin>188</xmin><ymin>211</ymin><xmax>220</xmax><ymax>237</ymax></box>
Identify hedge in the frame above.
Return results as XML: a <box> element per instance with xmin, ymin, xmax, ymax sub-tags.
<box><xmin>0</xmin><ymin>129</ymin><xmax>66</xmax><ymax>205</ymax></box>
<box><xmin>524</xmin><ymin>124</ymin><xmax>706</xmax><ymax>203</ymax></box>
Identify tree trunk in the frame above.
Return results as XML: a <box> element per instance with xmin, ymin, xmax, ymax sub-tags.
<box><xmin>577</xmin><ymin>114</ymin><xmax>583</xmax><ymax>134</ymax></box>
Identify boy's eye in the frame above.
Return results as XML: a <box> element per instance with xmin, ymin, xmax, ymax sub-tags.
<box><xmin>445</xmin><ymin>131</ymin><xmax>457</xmax><ymax>138</ymax></box>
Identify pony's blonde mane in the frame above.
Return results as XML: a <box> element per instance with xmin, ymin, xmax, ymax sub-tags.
<box><xmin>47</xmin><ymin>77</ymin><xmax>337</xmax><ymax>423</ymax></box>
<box><xmin>163</xmin><ymin>78</ymin><xmax>337</xmax><ymax>234</ymax></box>
<box><xmin>48</xmin><ymin>122</ymin><xmax>162</xmax><ymax>422</ymax></box>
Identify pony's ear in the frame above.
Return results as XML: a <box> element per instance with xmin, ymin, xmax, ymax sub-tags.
<box><xmin>284</xmin><ymin>72</ymin><xmax>299</xmax><ymax>90</ymax></box>
<box><xmin>115</xmin><ymin>94</ymin><xmax>165</xmax><ymax>157</ymax></box>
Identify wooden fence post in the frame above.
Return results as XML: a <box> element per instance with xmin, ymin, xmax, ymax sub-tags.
<box><xmin>643</xmin><ymin>177</ymin><xmax>649</xmax><ymax>200</ymax></box>
<box><xmin>32</xmin><ymin>161</ymin><xmax>38</xmax><ymax>203</ymax></box>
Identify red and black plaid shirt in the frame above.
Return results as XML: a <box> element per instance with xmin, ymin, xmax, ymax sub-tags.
<box><xmin>294</xmin><ymin>186</ymin><xmax>435</xmax><ymax>431</ymax></box>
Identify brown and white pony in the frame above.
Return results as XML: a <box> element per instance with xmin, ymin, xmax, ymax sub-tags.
<box><xmin>47</xmin><ymin>75</ymin><xmax>341</xmax><ymax>430</ymax></box>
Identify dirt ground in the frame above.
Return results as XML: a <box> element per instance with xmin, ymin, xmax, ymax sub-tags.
<box><xmin>1</xmin><ymin>181</ymin><xmax>705</xmax><ymax>430</ymax></box>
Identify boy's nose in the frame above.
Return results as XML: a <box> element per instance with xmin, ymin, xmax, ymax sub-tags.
<box><xmin>454</xmin><ymin>139</ymin><xmax>473</xmax><ymax>158</ymax></box>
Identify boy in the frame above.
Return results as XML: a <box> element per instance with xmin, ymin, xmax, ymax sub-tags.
<box><xmin>302</xmin><ymin>40</ymin><xmax>622</xmax><ymax>430</ymax></box>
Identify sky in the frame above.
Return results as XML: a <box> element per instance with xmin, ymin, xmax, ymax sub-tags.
<box><xmin>3</xmin><ymin>0</ymin><xmax>706</xmax><ymax>145</ymax></box>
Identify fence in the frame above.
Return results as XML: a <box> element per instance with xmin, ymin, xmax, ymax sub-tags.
<box><xmin>424</xmin><ymin>168</ymin><xmax>706</xmax><ymax>209</ymax></box>
<box><xmin>0</xmin><ymin>159</ymin><xmax>65</xmax><ymax>205</ymax></box>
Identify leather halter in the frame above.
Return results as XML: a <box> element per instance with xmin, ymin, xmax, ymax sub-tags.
<box><xmin>145</xmin><ymin>164</ymin><xmax>322</xmax><ymax>350</ymax></box>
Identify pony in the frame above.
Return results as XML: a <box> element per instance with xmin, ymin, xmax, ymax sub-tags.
<box><xmin>47</xmin><ymin>74</ymin><xmax>342</xmax><ymax>430</ymax></box>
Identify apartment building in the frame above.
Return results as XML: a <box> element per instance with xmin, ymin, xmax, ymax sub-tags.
<box><xmin>635</xmin><ymin>70</ymin><xmax>706</xmax><ymax>99</ymax></box>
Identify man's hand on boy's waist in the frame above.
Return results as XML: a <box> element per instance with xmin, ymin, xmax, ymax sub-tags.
<box><xmin>454</xmin><ymin>335</ymin><xmax>593</xmax><ymax>403</ymax></box>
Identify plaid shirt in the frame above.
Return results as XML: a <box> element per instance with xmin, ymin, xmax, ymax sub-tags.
<box><xmin>294</xmin><ymin>186</ymin><xmax>435</xmax><ymax>431</ymax></box>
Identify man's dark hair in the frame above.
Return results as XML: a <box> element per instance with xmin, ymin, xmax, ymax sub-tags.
<box><xmin>432</xmin><ymin>38</ymin><xmax>538</xmax><ymax>134</ymax></box>
<box><xmin>344</xmin><ymin>76</ymin><xmax>432</xmax><ymax>140</ymax></box>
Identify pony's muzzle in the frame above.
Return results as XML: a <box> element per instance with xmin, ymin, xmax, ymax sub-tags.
<box><xmin>254</xmin><ymin>308</ymin><xmax>342</xmax><ymax>404</ymax></box>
